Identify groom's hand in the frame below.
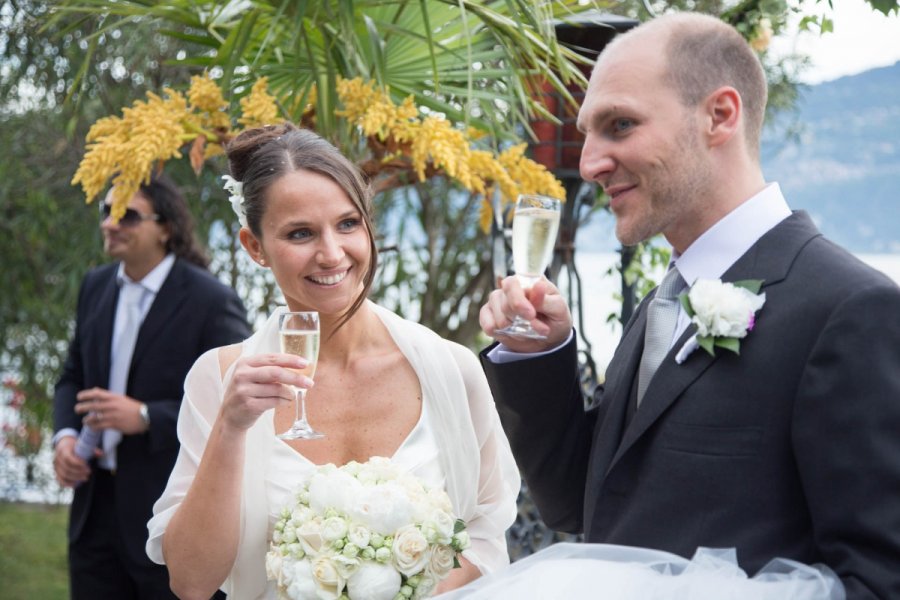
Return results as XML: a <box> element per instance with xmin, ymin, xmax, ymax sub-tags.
<box><xmin>480</xmin><ymin>275</ymin><xmax>572</xmax><ymax>352</ymax></box>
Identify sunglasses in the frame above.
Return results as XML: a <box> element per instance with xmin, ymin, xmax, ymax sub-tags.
<box><xmin>100</xmin><ymin>203</ymin><xmax>161</xmax><ymax>227</ymax></box>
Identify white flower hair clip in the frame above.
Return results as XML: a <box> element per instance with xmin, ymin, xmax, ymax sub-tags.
<box><xmin>222</xmin><ymin>174</ymin><xmax>248</xmax><ymax>228</ymax></box>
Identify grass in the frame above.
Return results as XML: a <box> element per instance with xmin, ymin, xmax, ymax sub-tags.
<box><xmin>0</xmin><ymin>502</ymin><xmax>69</xmax><ymax>599</ymax></box>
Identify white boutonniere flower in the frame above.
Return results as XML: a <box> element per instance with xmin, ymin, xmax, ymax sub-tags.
<box><xmin>675</xmin><ymin>279</ymin><xmax>766</xmax><ymax>363</ymax></box>
<box><xmin>221</xmin><ymin>174</ymin><xmax>248</xmax><ymax>228</ymax></box>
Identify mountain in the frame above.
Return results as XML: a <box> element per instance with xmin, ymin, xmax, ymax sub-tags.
<box><xmin>576</xmin><ymin>62</ymin><xmax>900</xmax><ymax>254</ymax></box>
<box><xmin>761</xmin><ymin>61</ymin><xmax>900</xmax><ymax>253</ymax></box>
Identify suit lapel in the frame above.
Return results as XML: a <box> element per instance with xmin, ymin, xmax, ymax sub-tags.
<box><xmin>94</xmin><ymin>269</ymin><xmax>120</xmax><ymax>383</ymax></box>
<box><xmin>589</xmin><ymin>301</ymin><xmax>647</xmax><ymax>480</ymax></box>
<box><xmin>606</xmin><ymin>211</ymin><xmax>821</xmax><ymax>471</ymax></box>
<box><xmin>129</xmin><ymin>260</ymin><xmax>189</xmax><ymax>370</ymax></box>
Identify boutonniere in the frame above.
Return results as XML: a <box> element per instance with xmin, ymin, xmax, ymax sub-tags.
<box><xmin>674</xmin><ymin>279</ymin><xmax>766</xmax><ymax>364</ymax></box>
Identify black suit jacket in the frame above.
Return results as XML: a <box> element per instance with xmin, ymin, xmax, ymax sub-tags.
<box><xmin>482</xmin><ymin>212</ymin><xmax>900</xmax><ymax>599</ymax></box>
<box><xmin>53</xmin><ymin>258</ymin><xmax>251</xmax><ymax>570</ymax></box>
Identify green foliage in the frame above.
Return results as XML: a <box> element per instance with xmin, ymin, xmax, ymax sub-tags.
<box><xmin>0</xmin><ymin>109</ymin><xmax>106</xmax><ymax>476</ymax></box>
<box><xmin>0</xmin><ymin>502</ymin><xmax>69</xmax><ymax>598</ymax></box>
<box><xmin>372</xmin><ymin>177</ymin><xmax>494</xmax><ymax>348</ymax></box>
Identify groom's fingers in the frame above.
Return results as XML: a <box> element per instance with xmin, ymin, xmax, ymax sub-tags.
<box><xmin>500</xmin><ymin>276</ymin><xmax>536</xmax><ymax>320</ymax></box>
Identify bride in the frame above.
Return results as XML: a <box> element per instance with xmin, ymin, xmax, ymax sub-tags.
<box><xmin>145</xmin><ymin>123</ymin><xmax>520</xmax><ymax>599</ymax></box>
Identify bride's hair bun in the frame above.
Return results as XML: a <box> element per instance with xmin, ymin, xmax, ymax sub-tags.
<box><xmin>225</xmin><ymin>122</ymin><xmax>298</xmax><ymax>183</ymax></box>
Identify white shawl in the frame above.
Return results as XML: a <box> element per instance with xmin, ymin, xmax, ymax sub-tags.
<box><xmin>147</xmin><ymin>302</ymin><xmax>520</xmax><ymax>598</ymax></box>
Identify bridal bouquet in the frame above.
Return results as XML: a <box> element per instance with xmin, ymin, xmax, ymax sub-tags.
<box><xmin>266</xmin><ymin>456</ymin><xmax>470</xmax><ymax>600</ymax></box>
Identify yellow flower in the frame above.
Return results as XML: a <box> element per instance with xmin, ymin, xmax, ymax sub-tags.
<box><xmin>72</xmin><ymin>88</ymin><xmax>191</xmax><ymax>221</ymax></box>
<box><xmin>188</xmin><ymin>73</ymin><xmax>228</xmax><ymax>114</ymax></box>
<box><xmin>238</xmin><ymin>78</ymin><xmax>282</xmax><ymax>128</ymax></box>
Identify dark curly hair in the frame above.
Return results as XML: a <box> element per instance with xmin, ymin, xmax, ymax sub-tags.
<box><xmin>138</xmin><ymin>173</ymin><xmax>210</xmax><ymax>269</ymax></box>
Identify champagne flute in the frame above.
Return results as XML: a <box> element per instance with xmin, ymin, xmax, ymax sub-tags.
<box><xmin>277</xmin><ymin>311</ymin><xmax>324</xmax><ymax>440</ymax></box>
<box><xmin>495</xmin><ymin>194</ymin><xmax>562</xmax><ymax>339</ymax></box>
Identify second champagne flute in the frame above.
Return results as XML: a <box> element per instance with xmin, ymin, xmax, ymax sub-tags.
<box><xmin>277</xmin><ymin>311</ymin><xmax>323</xmax><ymax>440</ymax></box>
<box><xmin>495</xmin><ymin>194</ymin><xmax>562</xmax><ymax>339</ymax></box>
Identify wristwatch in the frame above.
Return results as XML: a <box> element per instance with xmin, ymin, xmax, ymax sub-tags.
<box><xmin>139</xmin><ymin>403</ymin><xmax>151</xmax><ymax>429</ymax></box>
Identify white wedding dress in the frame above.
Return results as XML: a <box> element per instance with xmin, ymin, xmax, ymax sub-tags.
<box><xmin>437</xmin><ymin>543</ymin><xmax>845</xmax><ymax>600</ymax></box>
<box><xmin>147</xmin><ymin>302</ymin><xmax>520</xmax><ymax>599</ymax></box>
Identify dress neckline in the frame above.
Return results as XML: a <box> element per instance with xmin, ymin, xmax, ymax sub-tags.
<box><xmin>274</xmin><ymin>394</ymin><xmax>428</xmax><ymax>467</ymax></box>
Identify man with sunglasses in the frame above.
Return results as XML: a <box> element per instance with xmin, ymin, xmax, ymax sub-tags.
<box><xmin>52</xmin><ymin>173</ymin><xmax>251</xmax><ymax>599</ymax></box>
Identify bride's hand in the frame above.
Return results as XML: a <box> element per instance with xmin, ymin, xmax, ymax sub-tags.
<box><xmin>219</xmin><ymin>354</ymin><xmax>312</xmax><ymax>432</ymax></box>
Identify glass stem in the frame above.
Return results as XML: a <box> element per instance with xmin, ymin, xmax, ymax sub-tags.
<box><xmin>296</xmin><ymin>388</ymin><xmax>308</xmax><ymax>424</ymax></box>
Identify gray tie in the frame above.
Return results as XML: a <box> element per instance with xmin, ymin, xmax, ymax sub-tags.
<box><xmin>101</xmin><ymin>282</ymin><xmax>145</xmax><ymax>469</ymax></box>
<box><xmin>636</xmin><ymin>267</ymin><xmax>686</xmax><ymax>406</ymax></box>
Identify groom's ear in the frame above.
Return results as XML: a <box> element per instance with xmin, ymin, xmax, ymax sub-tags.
<box><xmin>703</xmin><ymin>86</ymin><xmax>741</xmax><ymax>149</ymax></box>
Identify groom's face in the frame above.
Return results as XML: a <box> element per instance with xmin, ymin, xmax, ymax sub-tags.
<box><xmin>577</xmin><ymin>33</ymin><xmax>714</xmax><ymax>250</ymax></box>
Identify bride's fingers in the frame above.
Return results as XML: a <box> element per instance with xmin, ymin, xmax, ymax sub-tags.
<box><xmin>232</xmin><ymin>363</ymin><xmax>313</xmax><ymax>390</ymax></box>
<box><xmin>243</xmin><ymin>353</ymin><xmax>309</xmax><ymax>371</ymax></box>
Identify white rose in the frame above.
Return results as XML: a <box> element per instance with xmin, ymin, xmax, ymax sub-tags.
<box><xmin>412</xmin><ymin>573</ymin><xmax>437</xmax><ymax>599</ymax></box>
<box><xmin>688</xmin><ymin>280</ymin><xmax>765</xmax><ymax>338</ymax></box>
<box><xmin>346</xmin><ymin>561</ymin><xmax>402</xmax><ymax>600</ymax></box>
<box><xmin>347</xmin><ymin>524</ymin><xmax>371</xmax><ymax>549</ymax></box>
<box><xmin>322</xmin><ymin>516</ymin><xmax>349</xmax><ymax>542</ymax></box>
<box><xmin>285</xmin><ymin>559</ymin><xmax>317</xmax><ymax>599</ymax></box>
<box><xmin>452</xmin><ymin>531</ymin><xmax>470</xmax><ymax>551</ymax></box>
<box><xmin>331</xmin><ymin>553</ymin><xmax>361</xmax><ymax>579</ymax></box>
<box><xmin>420</xmin><ymin>509</ymin><xmax>455</xmax><ymax>545</ymax></box>
<box><xmin>426</xmin><ymin>544</ymin><xmax>456</xmax><ymax>580</ymax></box>
<box><xmin>392</xmin><ymin>525</ymin><xmax>429</xmax><ymax>577</ymax></box>
<box><xmin>265</xmin><ymin>550</ymin><xmax>284</xmax><ymax>585</ymax></box>
<box><xmin>311</xmin><ymin>555</ymin><xmax>345</xmax><ymax>600</ymax></box>
<box><xmin>297</xmin><ymin>518</ymin><xmax>324</xmax><ymax>555</ymax></box>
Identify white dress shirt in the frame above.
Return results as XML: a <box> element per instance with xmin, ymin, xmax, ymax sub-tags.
<box><xmin>54</xmin><ymin>254</ymin><xmax>176</xmax><ymax>461</ymax></box>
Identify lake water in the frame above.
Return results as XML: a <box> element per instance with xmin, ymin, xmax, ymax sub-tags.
<box><xmin>570</xmin><ymin>252</ymin><xmax>900</xmax><ymax>379</ymax></box>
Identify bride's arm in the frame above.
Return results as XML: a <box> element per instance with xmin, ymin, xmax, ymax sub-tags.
<box><xmin>149</xmin><ymin>346</ymin><xmax>309</xmax><ymax>600</ymax></box>
<box><xmin>447</xmin><ymin>343</ymin><xmax>521</xmax><ymax>577</ymax></box>
<box><xmin>163</xmin><ymin>406</ymin><xmax>247</xmax><ymax>599</ymax></box>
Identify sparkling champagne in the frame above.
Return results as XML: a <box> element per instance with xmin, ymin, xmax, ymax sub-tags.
<box><xmin>280</xmin><ymin>331</ymin><xmax>319</xmax><ymax>378</ymax></box>
<box><xmin>512</xmin><ymin>206</ymin><xmax>561</xmax><ymax>283</ymax></box>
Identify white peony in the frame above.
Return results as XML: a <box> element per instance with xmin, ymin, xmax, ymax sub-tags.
<box><xmin>267</xmin><ymin>457</ymin><xmax>469</xmax><ymax>599</ymax></box>
<box><xmin>346</xmin><ymin>561</ymin><xmax>403</xmax><ymax>600</ymax></box>
<box><xmin>309</xmin><ymin>470</ymin><xmax>362</xmax><ymax>516</ymax></box>
<box><xmin>351</xmin><ymin>483</ymin><xmax>415</xmax><ymax>535</ymax></box>
<box><xmin>687</xmin><ymin>279</ymin><xmax>765</xmax><ymax>339</ymax></box>
<box><xmin>285</xmin><ymin>559</ymin><xmax>317</xmax><ymax>599</ymax></box>
<box><xmin>392</xmin><ymin>525</ymin><xmax>430</xmax><ymax>577</ymax></box>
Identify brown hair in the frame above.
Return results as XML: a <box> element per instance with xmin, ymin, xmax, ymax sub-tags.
<box><xmin>225</xmin><ymin>123</ymin><xmax>377</xmax><ymax>328</ymax></box>
<box><xmin>139</xmin><ymin>173</ymin><xmax>210</xmax><ymax>268</ymax></box>
<box><xmin>614</xmin><ymin>13</ymin><xmax>768</xmax><ymax>156</ymax></box>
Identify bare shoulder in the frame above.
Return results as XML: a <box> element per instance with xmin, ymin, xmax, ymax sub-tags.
<box><xmin>217</xmin><ymin>343</ymin><xmax>243</xmax><ymax>378</ymax></box>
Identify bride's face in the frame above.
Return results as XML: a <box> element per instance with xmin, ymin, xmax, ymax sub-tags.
<box><xmin>246</xmin><ymin>169</ymin><xmax>371</xmax><ymax>316</ymax></box>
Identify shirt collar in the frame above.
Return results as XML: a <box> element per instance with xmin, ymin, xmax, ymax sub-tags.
<box><xmin>116</xmin><ymin>254</ymin><xmax>176</xmax><ymax>293</ymax></box>
<box><xmin>674</xmin><ymin>183</ymin><xmax>791</xmax><ymax>286</ymax></box>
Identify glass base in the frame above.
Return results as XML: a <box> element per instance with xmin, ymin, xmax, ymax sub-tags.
<box><xmin>494</xmin><ymin>317</ymin><xmax>548</xmax><ymax>340</ymax></box>
<box><xmin>277</xmin><ymin>421</ymin><xmax>325</xmax><ymax>440</ymax></box>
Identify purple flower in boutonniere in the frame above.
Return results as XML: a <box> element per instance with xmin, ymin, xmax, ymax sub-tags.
<box><xmin>675</xmin><ymin>279</ymin><xmax>766</xmax><ymax>363</ymax></box>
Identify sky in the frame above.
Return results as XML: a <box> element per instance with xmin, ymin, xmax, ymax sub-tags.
<box><xmin>771</xmin><ymin>0</ymin><xmax>900</xmax><ymax>83</ymax></box>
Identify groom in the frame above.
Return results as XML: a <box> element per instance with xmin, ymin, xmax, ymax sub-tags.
<box><xmin>479</xmin><ymin>12</ymin><xmax>900</xmax><ymax>599</ymax></box>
